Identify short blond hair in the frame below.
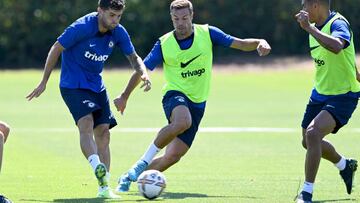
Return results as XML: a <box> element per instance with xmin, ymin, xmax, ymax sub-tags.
<box><xmin>170</xmin><ymin>0</ymin><xmax>193</xmax><ymax>13</ymax></box>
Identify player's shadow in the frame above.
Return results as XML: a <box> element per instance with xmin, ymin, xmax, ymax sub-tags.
<box><xmin>127</xmin><ymin>191</ymin><xmax>261</xmax><ymax>201</ymax></box>
<box><xmin>162</xmin><ymin>191</ymin><xmax>260</xmax><ymax>200</ymax></box>
<box><xmin>313</xmin><ymin>198</ymin><xmax>357</xmax><ymax>203</ymax></box>
<box><xmin>52</xmin><ymin>198</ymin><xmax>119</xmax><ymax>203</ymax></box>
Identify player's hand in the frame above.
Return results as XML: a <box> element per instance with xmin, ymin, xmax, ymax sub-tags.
<box><xmin>295</xmin><ymin>10</ymin><xmax>311</xmax><ymax>31</ymax></box>
<box><xmin>113</xmin><ymin>94</ymin><xmax>128</xmax><ymax>115</ymax></box>
<box><xmin>26</xmin><ymin>81</ymin><xmax>46</xmax><ymax>101</ymax></box>
<box><xmin>257</xmin><ymin>40</ymin><xmax>271</xmax><ymax>56</ymax></box>
<box><xmin>140</xmin><ymin>72</ymin><xmax>151</xmax><ymax>92</ymax></box>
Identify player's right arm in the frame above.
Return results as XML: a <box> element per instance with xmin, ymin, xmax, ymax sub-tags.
<box><xmin>356</xmin><ymin>65</ymin><xmax>360</xmax><ymax>83</ymax></box>
<box><xmin>26</xmin><ymin>41</ymin><xmax>64</xmax><ymax>101</ymax></box>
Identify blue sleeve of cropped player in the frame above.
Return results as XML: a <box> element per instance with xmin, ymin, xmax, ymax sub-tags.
<box><xmin>331</xmin><ymin>19</ymin><xmax>351</xmax><ymax>49</ymax></box>
<box><xmin>143</xmin><ymin>40</ymin><xmax>163</xmax><ymax>71</ymax></box>
<box><xmin>209</xmin><ymin>26</ymin><xmax>235</xmax><ymax>47</ymax></box>
<box><xmin>114</xmin><ymin>25</ymin><xmax>135</xmax><ymax>55</ymax></box>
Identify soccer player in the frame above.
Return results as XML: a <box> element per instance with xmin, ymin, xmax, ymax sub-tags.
<box><xmin>295</xmin><ymin>0</ymin><xmax>360</xmax><ymax>202</ymax></box>
<box><xmin>113</xmin><ymin>0</ymin><xmax>271</xmax><ymax>192</ymax></box>
<box><xmin>26</xmin><ymin>0</ymin><xmax>151</xmax><ymax>198</ymax></box>
<box><xmin>0</xmin><ymin>121</ymin><xmax>11</xmax><ymax>203</ymax></box>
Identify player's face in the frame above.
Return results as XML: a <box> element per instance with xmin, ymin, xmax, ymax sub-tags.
<box><xmin>302</xmin><ymin>0</ymin><xmax>317</xmax><ymax>23</ymax></box>
<box><xmin>171</xmin><ymin>8</ymin><xmax>193</xmax><ymax>38</ymax></box>
<box><xmin>98</xmin><ymin>8</ymin><xmax>123</xmax><ymax>30</ymax></box>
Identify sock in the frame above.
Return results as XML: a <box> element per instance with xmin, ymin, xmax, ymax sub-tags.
<box><xmin>302</xmin><ymin>181</ymin><xmax>314</xmax><ymax>194</ymax></box>
<box><xmin>141</xmin><ymin>143</ymin><xmax>161</xmax><ymax>164</ymax></box>
<box><xmin>88</xmin><ymin>154</ymin><xmax>101</xmax><ymax>171</ymax></box>
<box><xmin>335</xmin><ymin>156</ymin><xmax>346</xmax><ymax>171</ymax></box>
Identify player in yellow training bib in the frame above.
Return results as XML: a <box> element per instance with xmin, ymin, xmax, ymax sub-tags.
<box><xmin>113</xmin><ymin>0</ymin><xmax>271</xmax><ymax>192</ymax></box>
<box><xmin>295</xmin><ymin>0</ymin><xmax>360</xmax><ymax>202</ymax></box>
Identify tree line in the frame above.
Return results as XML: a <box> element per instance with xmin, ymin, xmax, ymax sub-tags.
<box><xmin>0</xmin><ymin>0</ymin><xmax>359</xmax><ymax>68</ymax></box>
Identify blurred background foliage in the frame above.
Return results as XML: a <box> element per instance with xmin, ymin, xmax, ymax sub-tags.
<box><xmin>0</xmin><ymin>0</ymin><xmax>359</xmax><ymax>67</ymax></box>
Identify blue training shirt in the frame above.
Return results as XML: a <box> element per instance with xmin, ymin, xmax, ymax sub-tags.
<box><xmin>58</xmin><ymin>12</ymin><xmax>135</xmax><ymax>93</ymax></box>
<box><xmin>143</xmin><ymin>25</ymin><xmax>234</xmax><ymax>71</ymax></box>
<box><xmin>311</xmin><ymin>11</ymin><xmax>359</xmax><ymax>101</ymax></box>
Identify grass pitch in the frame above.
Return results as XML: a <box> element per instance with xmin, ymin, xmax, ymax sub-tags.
<box><xmin>0</xmin><ymin>68</ymin><xmax>359</xmax><ymax>202</ymax></box>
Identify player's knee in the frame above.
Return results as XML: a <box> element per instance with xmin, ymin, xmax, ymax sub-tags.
<box><xmin>172</xmin><ymin>119</ymin><xmax>191</xmax><ymax>134</ymax></box>
<box><xmin>305</xmin><ymin>127</ymin><xmax>321</xmax><ymax>144</ymax></box>
<box><xmin>163</xmin><ymin>153</ymin><xmax>182</xmax><ymax>165</ymax></box>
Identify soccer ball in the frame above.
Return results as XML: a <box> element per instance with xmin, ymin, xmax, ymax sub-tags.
<box><xmin>137</xmin><ymin>170</ymin><xmax>166</xmax><ymax>200</ymax></box>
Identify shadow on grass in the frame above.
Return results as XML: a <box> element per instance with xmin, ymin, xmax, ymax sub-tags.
<box><xmin>314</xmin><ymin>198</ymin><xmax>357</xmax><ymax>203</ymax></box>
<box><xmin>127</xmin><ymin>191</ymin><xmax>261</xmax><ymax>201</ymax></box>
<box><xmin>20</xmin><ymin>192</ymin><xmax>262</xmax><ymax>202</ymax></box>
<box><xmin>20</xmin><ymin>198</ymin><xmax>119</xmax><ymax>203</ymax></box>
<box><xmin>162</xmin><ymin>191</ymin><xmax>260</xmax><ymax>200</ymax></box>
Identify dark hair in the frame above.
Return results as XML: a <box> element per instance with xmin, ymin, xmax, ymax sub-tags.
<box><xmin>98</xmin><ymin>0</ymin><xmax>125</xmax><ymax>10</ymax></box>
<box><xmin>306</xmin><ymin>0</ymin><xmax>331</xmax><ymax>5</ymax></box>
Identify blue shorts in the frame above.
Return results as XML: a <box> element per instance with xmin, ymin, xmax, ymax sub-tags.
<box><xmin>60</xmin><ymin>87</ymin><xmax>117</xmax><ymax>129</ymax></box>
<box><xmin>301</xmin><ymin>95</ymin><xmax>358</xmax><ymax>133</ymax></box>
<box><xmin>162</xmin><ymin>91</ymin><xmax>205</xmax><ymax>147</ymax></box>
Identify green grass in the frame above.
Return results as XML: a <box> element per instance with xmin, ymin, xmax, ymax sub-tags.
<box><xmin>0</xmin><ymin>68</ymin><xmax>359</xmax><ymax>202</ymax></box>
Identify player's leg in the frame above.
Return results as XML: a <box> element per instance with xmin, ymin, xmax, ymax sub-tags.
<box><xmin>0</xmin><ymin>122</ymin><xmax>10</xmax><ymax>143</ymax></box>
<box><xmin>94</xmin><ymin>124</ymin><xmax>111</xmax><ymax>170</ymax></box>
<box><xmin>92</xmin><ymin>90</ymin><xmax>119</xmax><ymax>198</ymax></box>
<box><xmin>305</xmin><ymin>110</ymin><xmax>336</xmax><ymax>182</ymax></box>
<box><xmin>117</xmin><ymin>92</ymin><xmax>192</xmax><ymax>193</ymax></box>
<box><xmin>298</xmin><ymin>110</ymin><xmax>335</xmax><ymax>202</ymax></box>
<box><xmin>302</xmin><ymin>128</ymin><xmax>341</xmax><ymax>164</ymax></box>
<box><xmin>148</xmin><ymin>137</ymin><xmax>189</xmax><ymax>171</ymax></box>
<box><xmin>60</xmin><ymin>88</ymin><xmax>111</xmax><ymax>197</ymax></box>
<box><xmin>92</xmin><ymin>89</ymin><xmax>117</xmax><ymax>171</ymax></box>
<box><xmin>0</xmin><ymin>121</ymin><xmax>10</xmax><ymax>173</ymax></box>
<box><xmin>77</xmin><ymin>114</ymin><xmax>97</xmax><ymax>160</ymax></box>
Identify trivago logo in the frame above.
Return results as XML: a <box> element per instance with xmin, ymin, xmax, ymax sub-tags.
<box><xmin>181</xmin><ymin>68</ymin><xmax>205</xmax><ymax>78</ymax></box>
<box><xmin>84</xmin><ymin>51</ymin><xmax>109</xmax><ymax>62</ymax></box>
<box><xmin>314</xmin><ymin>58</ymin><xmax>325</xmax><ymax>66</ymax></box>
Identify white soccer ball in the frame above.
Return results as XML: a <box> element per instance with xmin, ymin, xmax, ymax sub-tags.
<box><xmin>137</xmin><ymin>170</ymin><xmax>166</xmax><ymax>200</ymax></box>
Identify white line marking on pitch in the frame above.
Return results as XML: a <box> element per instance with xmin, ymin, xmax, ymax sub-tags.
<box><xmin>14</xmin><ymin>127</ymin><xmax>360</xmax><ymax>133</ymax></box>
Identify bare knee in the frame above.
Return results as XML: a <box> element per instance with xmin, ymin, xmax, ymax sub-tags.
<box><xmin>77</xmin><ymin>115</ymin><xmax>93</xmax><ymax>135</ymax></box>
<box><xmin>163</xmin><ymin>153</ymin><xmax>183</xmax><ymax>165</ymax></box>
<box><xmin>304</xmin><ymin>126</ymin><xmax>322</xmax><ymax>146</ymax></box>
<box><xmin>171</xmin><ymin>119</ymin><xmax>192</xmax><ymax>135</ymax></box>
<box><xmin>0</xmin><ymin>122</ymin><xmax>10</xmax><ymax>142</ymax></box>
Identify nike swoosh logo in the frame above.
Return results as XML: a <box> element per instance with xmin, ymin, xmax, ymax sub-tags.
<box><xmin>90</xmin><ymin>44</ymin><xmax>96</xmax><ymax>47</ymax></box>
<box><xmin>180</xmin><ymin>54</ymin><xmax>201</xmax><ymax>68</ymax></box>
<box><xmin>310</xmin><ymin>45</ymin><xmax>320</xmax><ymax>51</ymax></box>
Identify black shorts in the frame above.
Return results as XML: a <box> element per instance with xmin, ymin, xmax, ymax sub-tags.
<box><xmin>301</xmin><ymin>95</ymin><xmax>358</xmax><ymax>133</ymax></box>
<box><xmin>60</xmin><ymin>87</ymin><xmax>117</xmax><ymax>129</ymax></box>
<box><xmin>162</xmin><ymin>91</ymin><xmax>205</xmax><ymax>147</ymax></box>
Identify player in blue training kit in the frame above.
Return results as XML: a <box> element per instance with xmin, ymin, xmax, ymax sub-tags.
<box><xmin>113</xmin><ymin>0</ymin><xmax>271</xmax><ymax>193</ymax></box>
<box><xmin>27</xmin><ymin>0</ymin><xmax>151</xmax><ymax>198</ymax></box>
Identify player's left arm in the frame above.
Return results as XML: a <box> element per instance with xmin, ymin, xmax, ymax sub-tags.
<box><xmin>295</xmin><ymin>10</ymin><xmax>346</xmax><ymax>54</ymax></box>
<box><xmin>356</xmin><ymin>65</ymin><xmax>360</xmax><ymax>82</ymax></box>
<box><xmin>230</xmin><ymin>38</ymin><xmax>271</xmax><ymax>56</ymax></box>
<box><xmin>209</xmin><ymin>26</ymin><xmax>271</xmax><ymax>56</ymax></box>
